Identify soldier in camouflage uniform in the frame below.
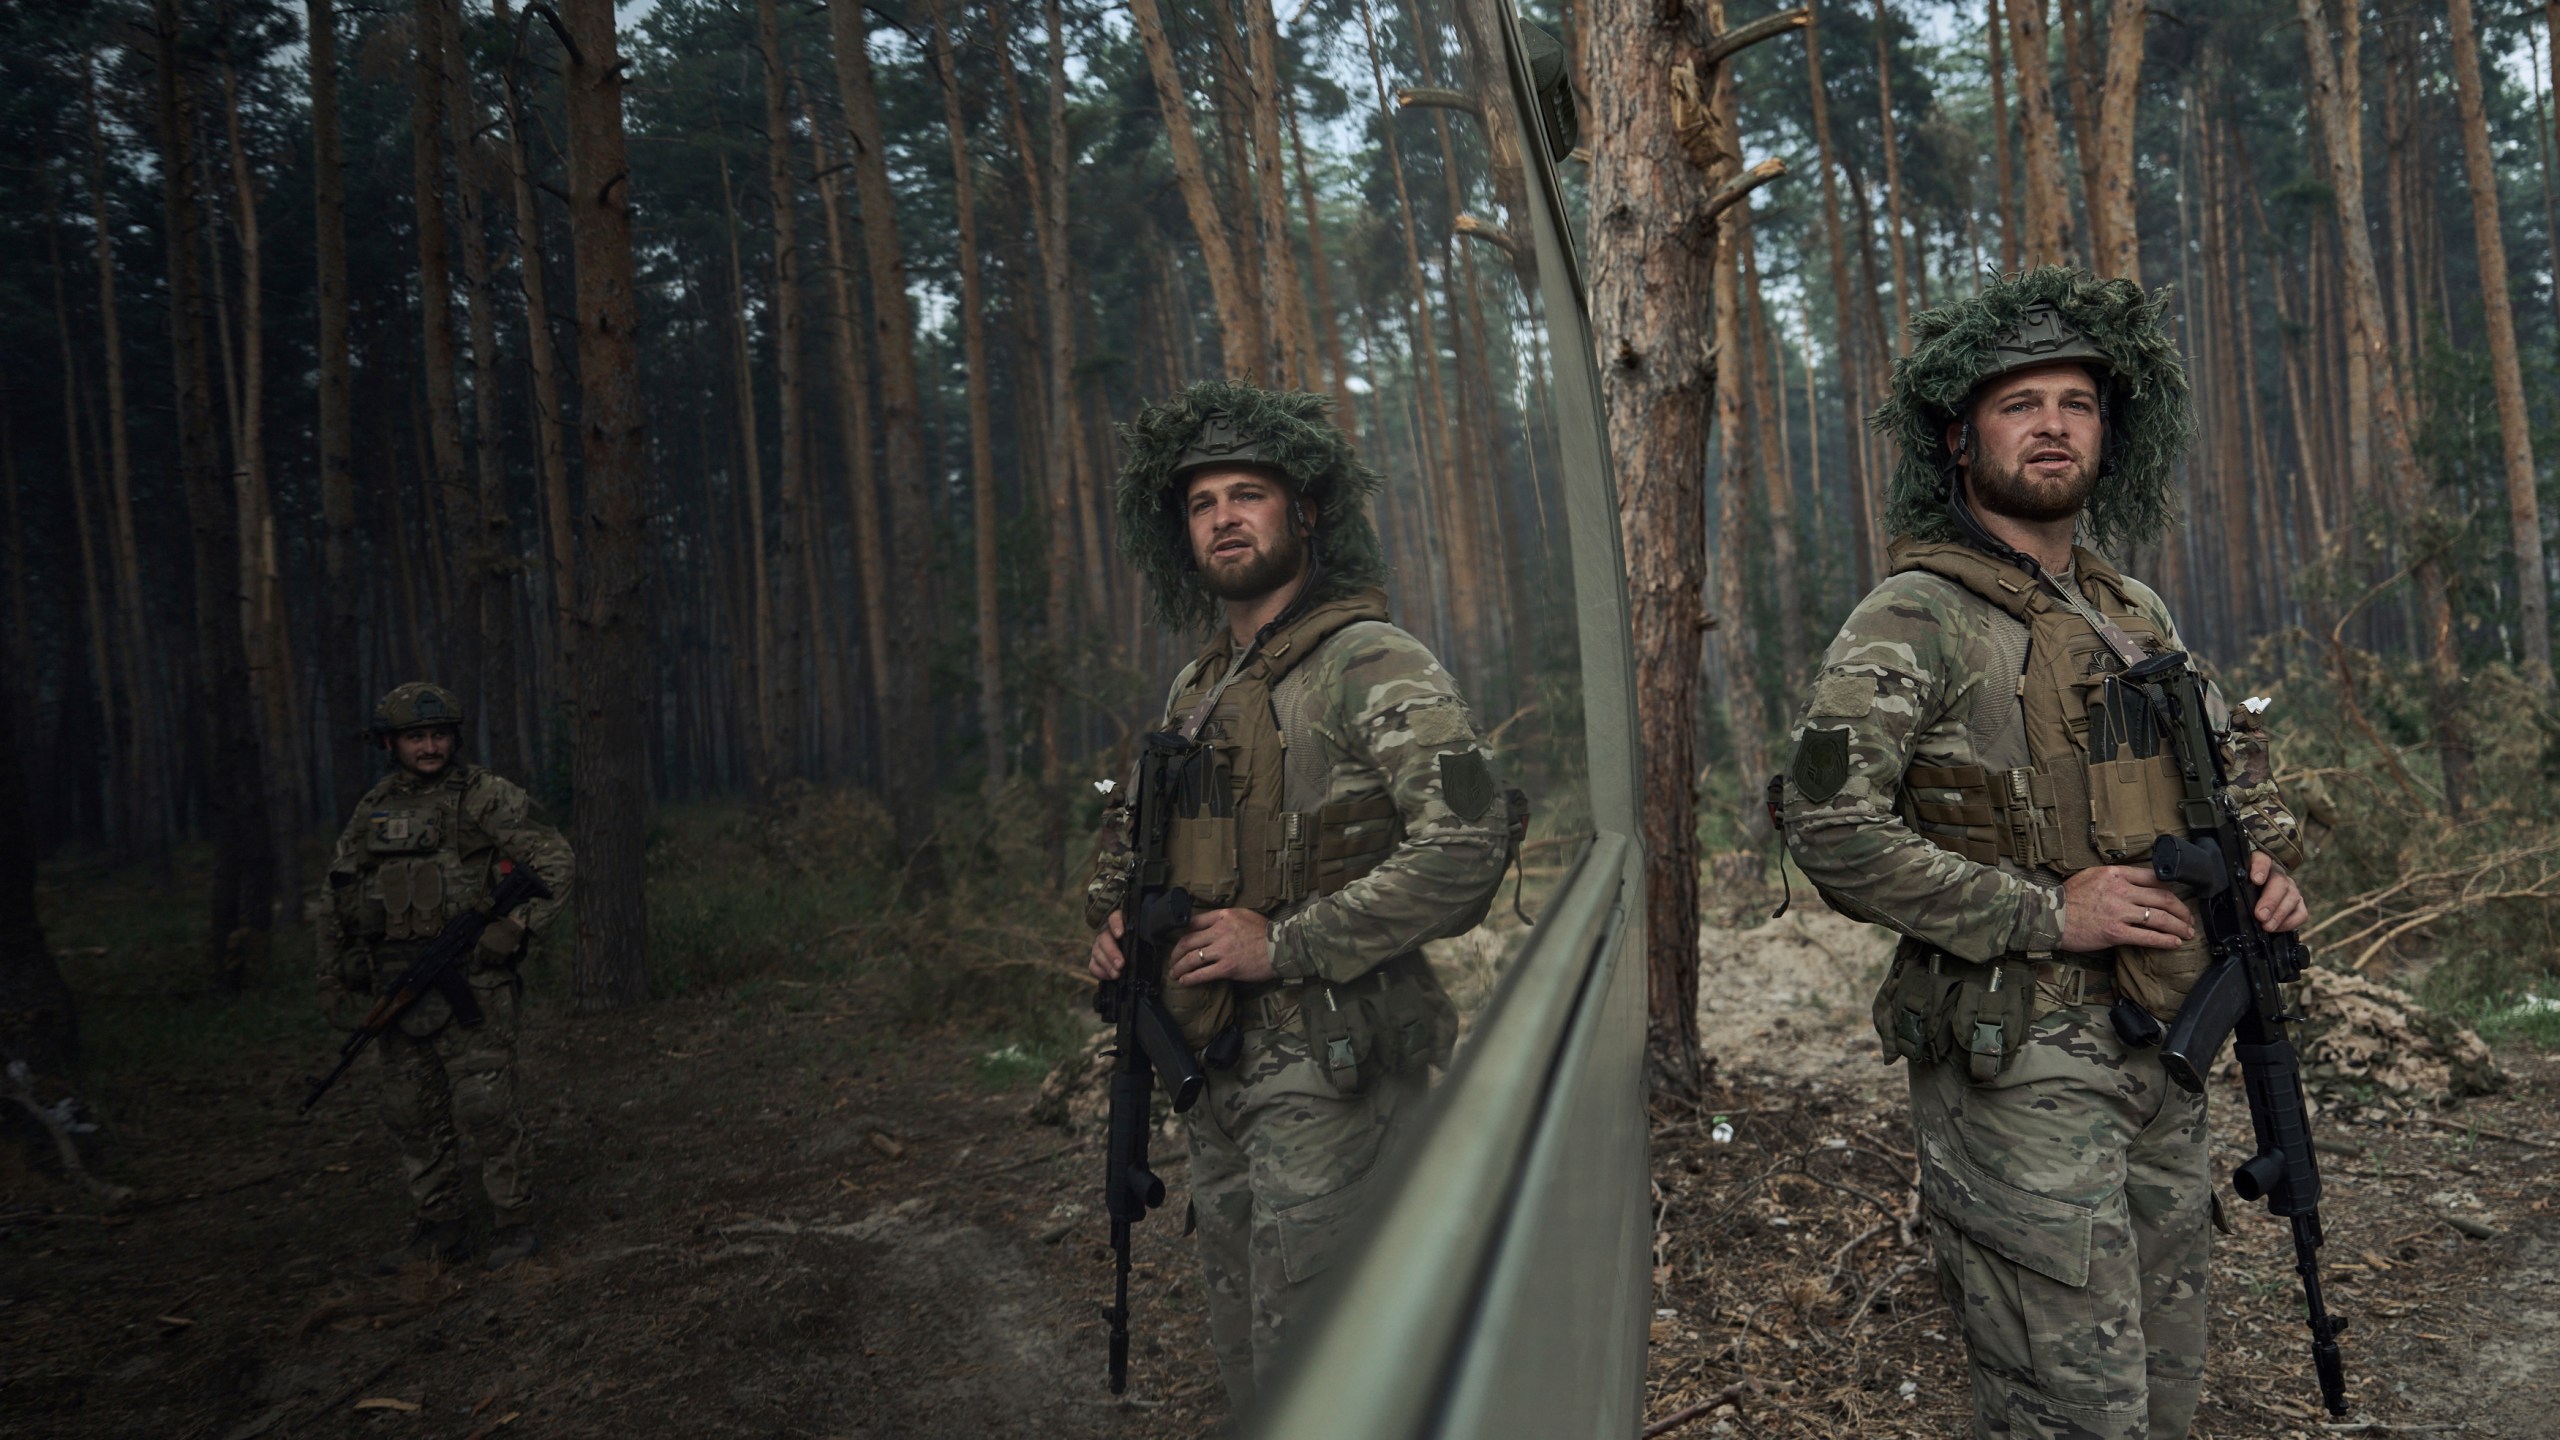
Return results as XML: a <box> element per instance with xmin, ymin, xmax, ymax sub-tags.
<box><xmin>1775</xmin><ymin>269</ymin><xmax>2311</xmax><ymax>1440</ymax></box>
<box><xmin>317</xmin><ymin>683</ymin><xmax>574</xmax><ymax>1272</ymax></box>
<box><xmin>1085</xmin><ymin>380</ymin><xmax>1513</xmax><ymax>1409</ymax></box>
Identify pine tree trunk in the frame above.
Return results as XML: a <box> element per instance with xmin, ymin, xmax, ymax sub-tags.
<box><xmin>309</xmin><ymin>0</ymin><xmax>366</xmax><ymax>816</ymax></box>
<box><xmin>2087</xmin><ymin>0</ymin><xmax>2145</xmax><ymax>282</ymax></box>
<box><xmin>1590</xmin><ymin>0</ymin><xmax>1787</xmax><ymax>1092</ymax></box>
<box><xmin>1242</xmin><ymin>0</ymin><xmax>1317</xmax><ymax>388</ymax></box>
<box><xmin>1742</xmin><ymin>229</ymin><xmax>1805</xmax><ymax>687</ymax></box>
<box><xmin>803</xmin><ymin>107</ymin><xmax>889</xmax><ymax>781</ymax></box>
<box><xmin>1990</xmin><ymin>0</ymin><xmax>2020</xmax><ymax>272</ymax></box>
<box><xmin>414</xmin><ymin>0</ymin><xmax>478</xmax><ymax>710</ymax></box>
<box><xmin>754</xmin><ymin>0</ymin><xmax>809</xmax><ymax>782</ymax></box>
<box><xmin>831</xmin><ymin>0</ymin><xmax>941</xmax><ymax>882</ymax></box>
<box><xmin>47</xmin><ymin>227</ymin><xmax>123</xmax><ymax>851</ymax></box>
<box><xmin>1287</xmin><ymin>95</ymin><xmax>1361</xmax><ymax>436</ymax></box>
<box><xmin>928</xmin><ymin>0</ymin><xmax>1008</xmax><ymax>785</ymax></box>
<box><xmin>1713</xmin><ymin>186</ymin><xmax>1768</xmax><ymax>842</ymax></box>
<box><xmin>2006</xmin><ymin>0</ymin><xmax>2075</xmax><ymax>264</ymax></box>
<box><xmin>493</xmin><ymin>0</ymin><xmax>575</xmax><ymax>736</ymax></box>
<box><xmin>445</xmin><ymin>6</ymin><xmax>520</xmax><ymax>778</ymax></box>
<box><xmin>716</xmin><ymin>156</ymin><xmax>775</xmax><ymax>790</ymax></box>
<box><xmin>558</xmin><ymin>0</ymin><xmax>650</xmax><ymax>1009</ymax></box>
<box><xmin>0</xmin><ymin>606</ymin><xmax>76</xmax><ymax>1072</ymax></box>
<box><xmin>1803</xmin><ymin>0</ymin><xmax>1878</xmax><ymax>591</ymax></box>
<box><xmin>85</xmin><ymin>60</ymin><xmax>162</xmax><ymax>860</ymax></box>
<box><xmin>2056</xmin><ymin>0</ymin><xmax>2102</xmax><ymax>261</ymax></box>
<box><xmin>2296</xmin><ymin>0</ymin><xmax>2476</xmax><ymax>814</ymax></box>
<box><xmin>217</xmin><ymin>43</ymin><xmax>307</xmax><ymax>896</ymax></box>
<box><xmin>156</xmin><ymin>0</ymin><xmax>276</xmax><ymax>990</ymax></box>
<box><xmin>1128</xmin><ymin>0</ymin><xmax>1262</xmax><ymax>379</ymax></box>
<box><xmin>2447</xmin><ymin>0</ymin><xmax>2551</xmax><ymax>688</ymax></box>
<box><xmin>1872</xmin><ymin>0</ymin><xmax>1912</xmax><ymax>348</ymax></box>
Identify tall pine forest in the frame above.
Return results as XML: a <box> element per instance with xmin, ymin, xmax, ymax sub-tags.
<box><xmin>7</xmin><ymin>0</ymin><xmax>2560</xmax><ymax>1060</ymax></box>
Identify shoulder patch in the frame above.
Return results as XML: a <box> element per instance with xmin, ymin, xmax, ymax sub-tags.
<box><xmin>1407</xmin><ymin>702</ymin><xmax>1472</xmax><ymax>748</ymax></box>
<box><xmin>1439</xmin><ymin>750</ymin><xmax>1494</xmax><ymax>821</ymax></box>
<box><xmin>1810</xmin><ymin>673</ymin><xmax>1872</xmax><ymax>719</ymax></box>
<box><xmin>1792</xmin><ymin>727</ymin><xmax>1852</xmax><ymax>804</ymax></box>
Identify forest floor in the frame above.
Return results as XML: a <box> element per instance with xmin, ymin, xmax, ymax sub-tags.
<box><xmin>6</xmin><ymin>841</ymin><xmax>2556</xmax><ymax>1440</ymax></box>
<box><xmin>1645</xmin><ymin>897</ymin><xmax>2560</xmax><ymax>1440</ymax></box>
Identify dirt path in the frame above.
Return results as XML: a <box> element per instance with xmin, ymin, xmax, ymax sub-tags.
<box><xmin>0</xmin><ymin>973</ymin><xmax>1221</xmax><ymax>1439</ymax></box>
<box><xmin>1653</xmin><ymin>911</ymin><xmax>2560</xmax><ymax>1438</ymax></box>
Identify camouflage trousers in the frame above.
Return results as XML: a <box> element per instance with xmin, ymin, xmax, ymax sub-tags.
<box><xmin>1185</xmin><ymin>1018</ymin><xmax>1426</xmax><ymax>1411</ymax></box>
<box><xmin>374</xmin><ymin>971</ymin><xmax>532</xmax><ymax>1220</ymax></box>
<box><xmin>1911</xmin><ymin>1002</ymin><xmax>2211</xmax><ymax>1440</ymax></box>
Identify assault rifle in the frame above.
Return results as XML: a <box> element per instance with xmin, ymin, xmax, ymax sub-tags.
<box><xmin>1094</xmin><ymin>731</ymin><xmax>1213</xmax><ymax>1395</ymax></box>
<box><xmin>2117</xmin><ymin>649</ymin><xmax>2348</xmax><ymax>1418</ymax></box>
<box><xmin>299</xmin><ymin>861</ymin><xmax>553</xmax><ymax>1114</ymax></box>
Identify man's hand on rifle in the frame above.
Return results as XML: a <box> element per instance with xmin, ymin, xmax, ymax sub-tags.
<box><xmin>2250</xmin><ymin>852</ymin><xmax>2309</xmax><ymax>934</ymax></box>
<box><xmin>2060</xmin><ymin>864</ymin><xmax>2197</xmax><ymax>953</ymax></box>
<box><xmin>1168</xmin><ymin>909</ymin><xmax>1275</xmax><ymax>986</ymax></box>
<box><xmin>1088</xmin><ymin>911</ymin><xmax>1127</xmax><ymax>982</ymax></box>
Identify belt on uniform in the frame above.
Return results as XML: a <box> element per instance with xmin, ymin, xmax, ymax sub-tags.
<box><xmin>1240</xmin><ymin>983</ymin><xmax>1301</xmax><ymax>1033</ymax></box>
<box><xmin>2031</xmin><ymin>955</ymin><xmax>2117</xmax><ymax>1007</ymax></box>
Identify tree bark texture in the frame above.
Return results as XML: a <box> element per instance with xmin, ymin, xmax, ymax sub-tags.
<box><xmin>414</xmin><ymin>0</ymin><xmax>478</xmax><ymax>713</ymax></box>
<box><xmin>309</xmin><ymin>0</ymin><xmax>366</xmax><ymax>816</ymax></box>
<box><xmin>559</xmin><ymin>0</ymin><xmax>650</xmax><ymax>1009</ymax></box>
<box><xmin>831</xmin><ymin>0</ymin><xmax>941</xmax><ymax>879</ymax></box>
<box><xmin>2006</xmin><ymin>0</ymin><xmax>2075</xmax><ymax>265</ymax></box>
<box><xmin>1590</xmin><ymin>0</ymin><xmax>1750</xmax><ymax>1091</ymax></box>
<box><xmin>157</xmin><ymin>0</ymin><xmax>276</xmax><ymax>990</ymax></box>
<box><xmin>2295</xmin><ymin>0</ymin><xmax>2476</xmax><ymax>814</ymax></box>
<box><xmin>755</xmin><ymin>0</ymin><xmax>809</xmax><ymax>782</ymax></box>
<box><xmin>2087</xmin><ymin>0</ymin><xmax>2145</xmax><ymax>283</ymax></box>
<box><xmin>1801</xmin><ymin>0</ymin><xmax>1877</xmax><ymax>591</ymax></box>
<box><xmin>1129</xmin><ymin>0</ymin><xmax>1263</xmax><ymax>380</ymax></box>
<box><xmin>929</xmin><ymin>0</ymin><xmax>1009</xmax><ymax>785</ymax></box>
<box><xmin>2446</xmin><ymin>0</ymin><xmax>2551</xmax><ymax>688</ymax></box>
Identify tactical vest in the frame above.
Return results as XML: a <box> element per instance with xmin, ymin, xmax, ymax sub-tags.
<box><xmin>355</xmin><ymin>765</ymin><xmax>487</xmax><ymax>946</ymax></box>
<box><xmin>1162</xmin><ymin>588</ymin><xmax>1406</xmax><ymax>913</ymax></box>
<box><xmin>1886</xmin><ymin>540</ymin><xmax>2206</xmax><ymax>1019</ymax></box>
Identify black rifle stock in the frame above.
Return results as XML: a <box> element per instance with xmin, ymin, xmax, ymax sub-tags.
<box><xmin>2122</xmin><ymin>651</ymin><xmax>2348</xmax><ymax>1418</ymax></box>
<box><xmin>1096</xmin><ymin>732</ymin><xmax>1211</xmax><ymax>1394</ymax></box>
<box><xmin>299</xmin><ymin>862</ymin><xmax>553</xmax><ymax>1114</ymax></box>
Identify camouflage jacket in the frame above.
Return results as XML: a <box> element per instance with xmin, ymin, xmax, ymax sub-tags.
<box><xmin>1090</xmin><ymin>618</ymin><xmax>1511</xmax><ymax>986</ymax></box>
<box><xmin>320</xmin><ymin>762</ymin><xmax>575</xmax><ymax>981</ymax></box>
<box><xmin>1778</xmin><ymin>555</ymin><xmax>2298</xmax><ymax>963</ymax></box>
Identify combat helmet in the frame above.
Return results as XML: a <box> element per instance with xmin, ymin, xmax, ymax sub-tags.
<box><xmin>1872</xmin><ymin>265</ymin><xmax>2194</xmax><ymax>556</ymax></box>
<box><xmin>369</xmin><ymin>681</ymin><xmax>466</xmax><ymax>737</ymax></box>
<box><xmin>1115</xmin><ymin>379</ymin><xmax>1389</xmax><ymax>632</ymax></box>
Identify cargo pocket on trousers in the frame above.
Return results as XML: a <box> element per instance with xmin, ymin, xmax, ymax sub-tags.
<box><xmin>1271</xmin><ymin>1163</ymin><xmax>1381</xmax><ymax>1285</ymax></box>
<box><xmin>1916</xmin><ymin>1128</ymin><xmax>2095</xmax><ymax>1288</ymax></box>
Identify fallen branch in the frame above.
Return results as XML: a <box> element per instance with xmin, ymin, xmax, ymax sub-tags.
<box><xmin>1642</xmin><ymin>1381</ymin><xmax>1751</xmax><ymax>1438</ymax></box>
<box><xmin>2419</xmin><ymin>1113</ymin><xmax>2557</xmax><ymax>1150</ymax></box>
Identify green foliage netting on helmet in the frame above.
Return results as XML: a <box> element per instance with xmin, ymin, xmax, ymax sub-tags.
<box><xmin>1873</xmin><ymin>266</ymin><xmax>2195</xmax><ymax>555</ymax></box>
<box><xmin>370</xmin><ymin>681</ymin><xmax>465</xmax><ymax>736</ymax></box>
<box><xmin>1114</xmin><ymin>379</ymin><xmax>1390</xmax><ymax>633</ymax></box>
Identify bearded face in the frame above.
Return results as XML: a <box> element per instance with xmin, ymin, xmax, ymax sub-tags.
<box><xmin>1951</xmin><ymin>361</ymin><xmax>2105</xmax><ymax>525</ymax></box>
<box><xmin>1185</xmin><ymin>468</ymin><xmax>1311</xmax><ymax>603</ymax></box>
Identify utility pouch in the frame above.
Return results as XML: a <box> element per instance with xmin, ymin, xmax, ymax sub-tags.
<box><xmin>2087</xmin><ymin>754</ymin><xmax>2186</xmax><ymax>862</ymax></box>
<box><xmin>1948</xmin><ymin>959</ymin><xmax>2034</xmax><ymax>1083</ymax></box>
<box><xmin>1301</xmin><ymin>981</ymin><xmax>1373</xmax><ymax>1094</ymax></box>
<box><xmin>1872</xmin><ymin>939</ymin><xmax>1963</xmax><ymax>1066</ymax></box>
<box><xmin>1166</xmin><ymin>817</ymin><xmax>1240</xmax><ymax>907</ymax></box>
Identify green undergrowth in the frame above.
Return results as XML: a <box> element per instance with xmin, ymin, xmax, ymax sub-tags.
<box><xmin>29</xmin><ymin>777</ymin><xmax>1105</xmax><ymax>1108</ymax></box>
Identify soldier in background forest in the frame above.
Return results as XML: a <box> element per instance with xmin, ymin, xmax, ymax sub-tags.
<box><xmin>316</xmin><ymin>683</ymin><xmax>574</xmax><ymax>1273</ymax></box>
<box><xmin>1083</xmin><ymin>381</ymin><xmax>1514</xmax><ymax>1410</ymax></box>
<box><xmin>1775</xmin><ymin>269</ymin><xmax>2311</xmax><ymax>1440</ymax></box>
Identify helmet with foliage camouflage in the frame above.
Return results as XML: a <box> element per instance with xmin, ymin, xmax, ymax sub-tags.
<box><xmin>1115</xmin><ymin>379</ymin><xmax>1390</xmax><ymax>632</ymax></box>
<box><xmin>1873</xmin><ymin>265</ymin><xmax>2194</xmax><ymax>555</ymax></box>
<box><xmin>369</xmin><ymin>681</ymin><xmax>466</xmax><ymax>737</ymax></box>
